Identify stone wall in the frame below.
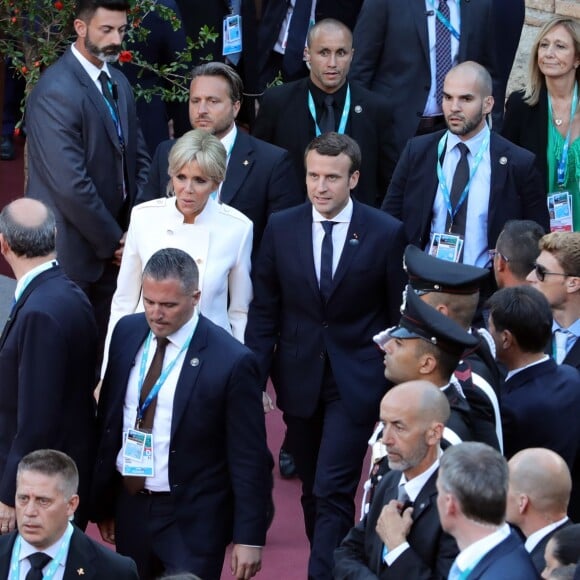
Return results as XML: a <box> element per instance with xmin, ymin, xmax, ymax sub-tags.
<box><xmin>526</xmin><ymin>0</ymin><xmax>580</xmax><ymax>19</ymax></box>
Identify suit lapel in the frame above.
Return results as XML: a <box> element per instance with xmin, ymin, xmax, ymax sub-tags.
<box><xmin>504</xmin><ymin>359</ymin><xmax>553</xmax><ymax>394</ymax></box>
<box><xmin>0</xmin><ymin>534</ymin><xmax>16</xmax><ymax>579</ymax></box>
<box><xmin>170</xmin><ymin>316</ymin><xmax>209</xmax><ymax>438</ymax></box>
<box><xmin>63</xmin><ymin>528</ymin><xmax>97</xmax><ymax>580</ymax></box>
<box><xmin>220</xmin><ymin>131</ymin><xmax>253</xmax><ymax>205</ymax></box>
<box><xmin>563</xmin><ymin>339</ymin><xmax>580</xmax><ymax>370</ymax></box>
<box><xmin>411</xmin><ymin>470</ymin><xmax>438</xmax><ymax>524</ymax></box>
<box><xmin>458</xmin><ymin>0</ymin><xmax>471</xmax><ymax>61</ymax></box>
<box><xmin>422</xmin><ymin>134</ymin><xmax>444</xmax><ymax>244</ymax></box>
<box><xmin>296</xmin><ymin>205</ymin><xmax>322</xmax><ymax>300</ymax></box>
<box><xmin>111</xmin><ymin>70</ymin><xmax>130</xmax><ymax>151</ymax></box>
<box><xmin>487</xmin><ymin>134</ymin><xmax>508</xmax><ymax>240</ymax></box>
<box><xmin>411</xmin><ymin>0</ymin><xmax>429</xmax><ymax>66</ymax></box>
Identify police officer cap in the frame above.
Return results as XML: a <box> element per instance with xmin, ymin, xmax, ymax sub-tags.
<box><xmin>404</xmin><ymin>245</ymin><xmax>489</xmax><ymax>294</ymax></box>
<box><xmin>388</xmin><ymin>286</ymin><xmax>479</xmax><ymax>356</ymax></box>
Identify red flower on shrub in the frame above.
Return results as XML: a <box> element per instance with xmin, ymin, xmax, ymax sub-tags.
<box><xmin>54</xmin><ymin>0</ymin><xmax>64</xmax><ymax>9</ymax></box>
<box><xmin>119</xmin><ymin>50</ymin><xmax>133</xmax><ymax>63</ymax></box>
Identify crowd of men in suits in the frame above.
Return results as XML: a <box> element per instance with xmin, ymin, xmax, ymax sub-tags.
<box><xmin>4</xmin><ymin>0</ymin><xmax>580</xmax><ymax>578</ymax></box>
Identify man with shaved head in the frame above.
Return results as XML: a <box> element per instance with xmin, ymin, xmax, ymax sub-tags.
<box><xmin>335</xmin><ymin>380</ymin><xmax>459</xmax><ymax>578</ymax></box>
<box><xmin>0</xmin><ymin>198</ymin><xmax>98</xmax><ymax>533</ymax></box>
<box><xmin>507</xmin><ymin>448</ymin><xmax>573</xmax><ymax>574</ymax></box>
<box><xmin>383</xmin><ymin>61</ymin><xmax>548</xmax><ymax>271</ymax></box>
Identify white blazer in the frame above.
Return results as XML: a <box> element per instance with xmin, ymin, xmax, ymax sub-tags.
<box><xmin>104</xmin><ymin>197</ymin><xmax>253</xmax><ymax>364</ymax></box>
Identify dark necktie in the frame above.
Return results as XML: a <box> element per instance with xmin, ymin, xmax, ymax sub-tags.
<box><xmin>124</xmin><ymin>336</ymin><xmax>169</xmax><ymax>494</ymax></box>
<box><xmin>446</xmin><ymin>142</ymin><xmax>470</xmax><ymax>237</ymax></box>
<box><xmin>319</xmin><ymin>95</ymin><xmax>336</xmax><ymax>134</ymax></box>
<box><xmin>320</xmin><ymin>221</ymin><xmax>336</xmax><ymax>301</ymax></box>
<box><xmin>26</xmin><ymin>553</ymin><xmax>52</xmax><ymax>580</ymax></box>
<box><xmin>98</xmin><ymin>71</ymin><xmax>118</xmax><ymax>123</ymax></box>
<box><xmin>435</xmin><ymin>0</ymin><xmax>452</xmax><ymax>107</ymax></box>
<box><xmin>283</xmin><ymin>0</ymin><xmax>312</xmax><ymax>79</ymax></box>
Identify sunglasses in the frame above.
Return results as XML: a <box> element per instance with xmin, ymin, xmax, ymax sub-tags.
<box><xmin>533</xmin><ymin>262</ymin><xmax>572</xmax><ymax>282</ymax></box>
<box><xmin>488</xmin><ymin>249</ymin><xmax>509</xmax><ymax>262</ymax></box>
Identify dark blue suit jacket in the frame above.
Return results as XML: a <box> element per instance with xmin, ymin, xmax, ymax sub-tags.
<box><xmin>91</xmin><ymin>313</ymin><xmax>271</xmax><ymax>552</ymax></box>
<box><xmin>467</xmin><ymin>531</ymin><xmax>539</xmax><ymax>579</ymax></box>
<box><xmin>142</xmin><ymin>130</ymin><xmax>302</xmax><ymax>252</ymax></box>
<box><xmin>0</xmin><ymin>265</ymin><xmax>97</xmax><ymax>516</ymax></box>
<box><xmin>0</xmin><ymin>527</ymin><xmax>138</xmax><ymax>579</ymax></box>
<box><xmin>382</xmin><ymin>130</ymin><xmax>550</xmax><ymax>253</ymax></box>
<box><xmin>245</xmin><ymin>200</ymin><xmax>407</xmax><ymax>425</ymax></box>
<box><xmin>334</xmin><ymin>469</ymin><xmax>459</xmax><ymax>579</ymax></box>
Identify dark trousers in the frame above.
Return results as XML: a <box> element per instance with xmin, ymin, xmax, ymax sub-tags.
<box><xmin>283</xmin><ymin>363</ymin><xmax>375</xmax><ymax>580</ymax></box>
<box><xmin>115</xmin><ymin>487</ymin><xmax>225</xmax><ymax>580</ymax></box>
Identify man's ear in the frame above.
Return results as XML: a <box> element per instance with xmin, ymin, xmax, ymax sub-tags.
<box><xmin>0</xmin><ymin>234</ymin><xmax>9</xmax><ymax>257</ymax></box>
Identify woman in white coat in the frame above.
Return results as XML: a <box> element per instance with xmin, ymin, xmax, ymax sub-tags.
<box><xmin>105</xmin><ymin>129</ymin><xmax>253</xmax><ymax>356</ymax></box>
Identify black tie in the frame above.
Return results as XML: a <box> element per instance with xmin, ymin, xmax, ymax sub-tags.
<box><xmin>320</xmin><ymin>95</ymin><xmax>335</xmax><ymax>134</ymax></box>
<box><xmin>26</xmin><ymin>553</ymin><xmax>52</xmax><ymax>580</ymax></box>
<box><xmin>98</xmin><ymin>71</ymin><xmax>117</xmax><ymax>120</ymax></box>
<box><xmin>446</xmin><ymin>142</ymin><xmax>470</xmax><ymax>237</ymax></box>
<box><xmin>124</xmin><ymin>336</ymin><xmax>169</xmax><ymax>494</ymax></box>
<box><xmin>320</xmin><ymin>221</ymin><xmax>336</xmax><ymax>301</ymax></box>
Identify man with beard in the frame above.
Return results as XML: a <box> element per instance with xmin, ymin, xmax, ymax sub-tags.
<box><xmin>382</xmin><ymin>61</ymin><xmax>549</xmax><ymax>269</ymax></box>
<box><xmin>25</xmin><ymin>0</ymin><xmax>150</xmax><ymax>372</ymax></box>
<box><xmin>334</xmin><ymin>381</ymin><xmax>459</xmax><ymax>578</ymax></box>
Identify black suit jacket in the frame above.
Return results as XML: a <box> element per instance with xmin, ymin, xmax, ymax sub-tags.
<box><xmin>142</xmin><ymin>130</ymin><xmax>302</xmax><ymax>251</ymax></box>
<box><xmin>253</xmin><ymin>78</ymin><xmax>394</xmax><ymax>206</ymax></box>
<box><xmin>351</xmin><ymin>0</ymin><xmax>500</xmax><ymax>157</ymax></box>
<box><xmin>91</xmin><ymin>313</ymin><xmax>271</xmax><ymax>552</ymax></box>
<box><xmin>382</xmin><ymin>130</ymin><xmax>550</xmax><ymax>253</ymax></box>
<box><xmin>0</xmin><ymin>266</ymin><xmax>97</xmax><ymax>518</ymax></box>
<box><xmin>502</xmin><ymin>87</ymin><xmax>549</xmax><ymax>188</ymax></box>
<box><xmin>0</xmin><ymin>527</ymin><xmax>138</xmax><ymax>579</ymax></box>
<box><xmin>25</xmin><ymin>48</ymin><xmax>150</xmax><ymax>284</ymax></box>
<box><xmin>245</xmin><ymin>201</ymin><xmax>407</xmax><ymax>425</ymax></box>
<box><xmin>529</xmin><ymin>520</ymin><xmax>572</xmax><ymax>575</ymax></box>
<box><xmin>467</xmin><ymin>531</ymin><xmax>539</xmax><ymax>579</ymax></box>
<box><xmin>334</xmin><ymin>469</ymin><xmax>459</xmax><ymax>579</ymax></box>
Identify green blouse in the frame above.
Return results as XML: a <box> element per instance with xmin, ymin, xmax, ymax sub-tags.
<box><xmin>547</xmin><ymin>119</ymin><xmax>580</xmax><ymax>231</ymax></box>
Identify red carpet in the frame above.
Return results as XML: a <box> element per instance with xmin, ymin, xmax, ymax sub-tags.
<box><xmin>0</xmin><ymin>140</ymin><xmax>371</xmax><ymax>579</ymax></box>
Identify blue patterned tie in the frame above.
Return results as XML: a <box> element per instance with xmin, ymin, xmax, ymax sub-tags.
<box><xmin>320</xmin><ymin>221</ymin><xmax>336</xmax><ymax>301</ymax></box>
<box><xmin>435</xmin><ymin>0</ymin><xmax>452</xmax><ymax>107</ymax></box>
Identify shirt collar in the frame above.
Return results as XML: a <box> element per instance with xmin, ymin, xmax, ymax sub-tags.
<box><xmin>445</xmin><ymin>124</ymin><xmax>490</xmax><ymax>157</ymax></box>
<box><xmin>220</xmin><ymin>124</ymin><xmax>238</xmax><ymax>160</ymax></box>
<box><xmin>162</xmin><ymin>310</ymin><xmax>199</xmax><ymax>350</ymax></box>
<box><xmin>169</xmin><ymin>195</ymin><xmax>217</xmax><ymax>225</ymax></box>
<box><xmin>553</xmin><ymin>318</ymin><xmax>580</xmax><ymax>339</ymax></box>
<box><xmin>70</xmin><ymin>43</ymin><xmax>111</xmax><ymax>84</ymax></box>
<box><xmin>455</xmin><ymin>523</ymin><xmax>511</xmax><ymax>574</ymax></box>
<box><xmin>15</xmin><ymin>260</ymin><xmax>58</xmax><ymax>302</ymax></box>
<box><xmin>505</xmin><ymin>355</ymin><xmax>550</xmax><ymax>382</ymax></box>
<box><xmin>19</xmin><ymin>528</ymin><xmax>68</xmax><ymax>567</ymax></box>
<box><xmin>312</xmin><ymin>197</ymin><xmax>353</xmax><ymax>224</ymax></box>
<box><xmin>525</xmin><ymin>517</ymin><xmax>569</xmax><ymax>552</ymax></box>
<box><xmin>307</xmin><ymin>78</ymin><xmax>349</xmax><ymax>108</ymax></box>
<box><xmin>398</xmin><ymin>451</ymin><xmax>441</xmax><ymax>502</ymax></box>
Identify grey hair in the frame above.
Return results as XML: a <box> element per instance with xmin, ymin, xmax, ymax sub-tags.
<box><xmin>17</xmin><ymin>450</ymin><xmax>79</xmax><ymax>500</ymax></box>
<box><xmin>142</xmin><ymin>248</ymin><xmax>199</xmax><ymax>295</ymax></box>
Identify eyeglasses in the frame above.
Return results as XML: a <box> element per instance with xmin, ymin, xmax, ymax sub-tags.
<box><xmin>488</xmin><ymin>249</ymin><xmax>509</xmax><ymax>262</ymax></box>
<box><xmin>533</xmin><ymin>262</ymin><xmax>572</xmax><ymax>282</ymax></box>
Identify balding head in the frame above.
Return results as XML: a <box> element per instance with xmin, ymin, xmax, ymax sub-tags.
<box><xmin>507</xmin><ymin>448</ymin><xmax>571</xmax><ymax>534</ymax></box>
<box><xmin>0</xmin><ymin>198</ymin><xmax>56</xmax><ymax>259</ymax></box>
<box><xmin>446</xmin><ymin>61</ymin><xmax>493</xmax><ymax>97</ymax></box>
<box><xmin>380</xmin><ymin>380</ymin><xmax>450</xmax><ymax>479</ymax></box>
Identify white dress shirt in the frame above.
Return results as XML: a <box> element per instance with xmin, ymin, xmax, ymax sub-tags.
<box><xmin>453</xmin><ymin>523</ymin><xmax>511</xmax><ymax>575</ymax></box>
<box><xmin>525</xmin><ymin>517</ymin><xmax>569</xmax><ymax>553</ymax></box>
<box><xmin>14</xmin><ymin>260</ymin><xmax>57</xmax><ymax>303</ymax></box>
<box><xmin>15</xmin><ymin>528</ymin><xmax>71</xmax><ymax>580</ymax></box>
<box><xmin>505</xmin><ymin>355</ymin><xmax>549</xmax><ymax>383</ymax></box>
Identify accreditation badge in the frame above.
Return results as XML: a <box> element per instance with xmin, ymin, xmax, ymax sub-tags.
<box><xmin>122</xmin><ymin>429</ymin><xmax>155</xmax><ymax>477</ymax></box>
<box><xmin>428</xmin><ymin>233</ymin><xmax>463</xmax><ymax>263</ymax></box>
<box><xmin>548</xmin><ymin>191</ymin><xmax>573</xmax><ymax>232</ymax></box>
<box><xmin>222</xmin><ymin>14</ymin><xmax>242</xmax><ymax>56</ymax></box>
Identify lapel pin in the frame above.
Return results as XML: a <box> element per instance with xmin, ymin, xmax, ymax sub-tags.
<box><xmin>190</xmin><ymin>357</ymin><xmax>200</xmax><ymax>367</ymax></box>
<box><xmin>349</xmin><ymin>233</ymin><xmax>360</xmax><ymax>246</ymax></box>
<box><xmin>354</xmin><ymin>105</ymin><xmax>362</xmax><ymax>114</ymax></box>
<box><xmin>77</xmin><ymin>568</ymin><xmax>85</xmax><ymax>576</ymax></box>
<box><xmin>499</xmin><ymin>156</ymin><xmax>508</xmax><ymax>165</ymax></box>
<box><xmin>243</xmin><ymin>160</ymin><xmax>249</xmax><ymax>166</ymax></box>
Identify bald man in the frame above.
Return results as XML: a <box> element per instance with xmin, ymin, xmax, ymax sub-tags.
<box><xmin>335</xmin><ymin>381</ymin><xmax>459</xmax><ymax>579</ymax></box>
<box><xmin>0</xmin><ymin>199</ymin><xmax>98</xmax><ymax>533</ymax></box>
<box><xmin>507</xmin><ymin>448</ymin><xmax>573</xmax><ymax>574</ymax></box>
<box><xmin>383</xmin><ymin>61</ymin><xmax>548</xmax><ymax>269</ymax></box>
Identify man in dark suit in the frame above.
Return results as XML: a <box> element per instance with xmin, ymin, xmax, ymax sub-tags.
<box><xmin>25</xmin><ymin>0</ymin><xmax>150</xmax><ymax>368</ymax></box>
<box><xmin>526</xmin><ymin>232</ymin><xmax>580</xmax><ymax>370</ymax></box>
<box><xmin>383</xmin><ymin>61</ymin><xmax>549</xmax><ymax>269</ymax></box>
<box><xmin>253</xmin><ymin>18</ymin><xmax>394</xmax><ymax>207</ymax></box>
<box><xmin>487</xmin><ymin>286</ymin><xmax>580</xmax><ymax>522</ymax></box>
<box><xmin>0</xmin><ymin>199</ymin><xmax>97</xmax><ymax>532</ymax></box>
<box><xmin>506</xmin><ymin>448</ymin><xmax>573</xmax><ymax>575</ymax></box>
<box><xmin>437</xmin><ymin>442</ymin><xmax>538</xmax><ymax>579</ymax></box>
<box><xmin>91</xmin><ymin>248</ymin><xmax>270</xmax><ymax>580</ymax></box>
<box><xmin>334</xmin><ymin>381</ymin><xmax>459</xmax><ymax>579</ymax></box>
<box><xmin>143</xmin><ymin>61</ymin><xmax>301</xmax><ymax>253</ymax></box>
<box><xmin>351</xmin><ymin>0</ymin><xmax>500</xmax><ymax>163</ymax></box>
<box><xmin>245</xmin><ymin>132</ymin><xmax>406</xmax><ymax>579</ymax></box>
<box><xmin>0</xmin><ymin>450</ymin><xmax>138</xmax><ymax>579</ymax></box>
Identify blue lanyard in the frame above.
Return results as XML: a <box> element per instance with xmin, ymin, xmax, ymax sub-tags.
<box><xmin>9</xmin><ymin>522</ymin><xmax>74</xmax><ymax>580</ymax></box>
<box><xmin>308</xmin><ymin>85</ymin><xmax>351</xmax><ymax>136</ymax></box>
<box><xmin>136</xmin><ymin>331</ymin><xmax>193</xmax><ymax>424</ymax></box>
<box><xmin>436</xmin><ymin>130</ymin><xmax>490</xmax><ymax>230</ymax></box>
<box><xmin>429</xmin><ymin>0</ymin><xmax>461</xmax><ymax>41</ymax></box>
<box><xmin>548</xmin><ymin>82</ymin><xmax>579</xmax><ymax>187</ymax></box>
<box><xmin>102</xmin><ymin>77</ymin><xmax>125</xmax><ymax>146</ymax></box>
